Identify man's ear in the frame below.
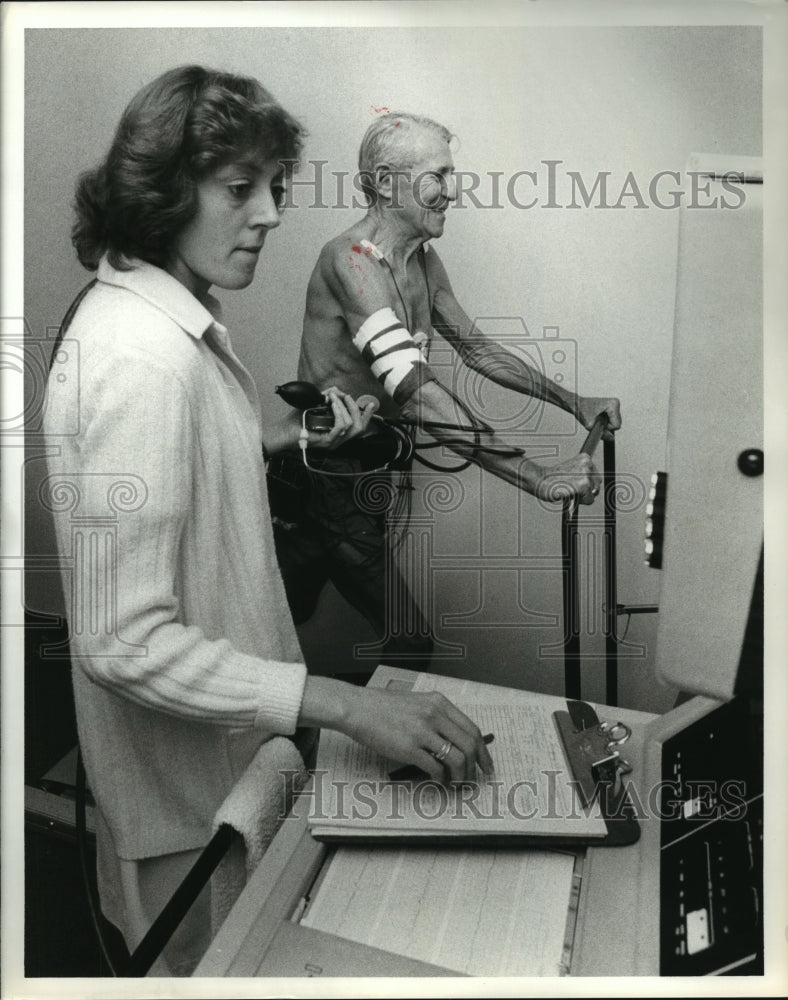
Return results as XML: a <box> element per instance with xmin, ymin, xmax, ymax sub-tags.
<box><xmin>373</xmin><ymin>163</ymin><xmax>395</xmax><ymax>205</ymax></box>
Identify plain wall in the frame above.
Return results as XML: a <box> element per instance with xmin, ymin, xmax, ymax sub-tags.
<box><xmin>24</xmin><ymin>25</ymin><xmax>762</xmax><ymax>712</ymax></box>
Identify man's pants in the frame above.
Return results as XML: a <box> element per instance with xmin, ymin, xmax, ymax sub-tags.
<box><xmin>268</xmin><ymin>452</ymin><xmax>434</xmax><ymax>671</ymax></box>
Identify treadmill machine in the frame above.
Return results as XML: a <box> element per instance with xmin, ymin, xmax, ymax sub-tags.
<box><xmin>195</xmin><ymin>156</ymin><xmax>765</xmax><ymax>979</ymax></box>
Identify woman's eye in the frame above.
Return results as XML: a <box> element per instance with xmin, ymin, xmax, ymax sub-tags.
<box><xmin>228</xmin><ymin>182</ymin><xmax>250</xmax><ymax>199</ymax></box>
<box><xmin>272</xmin><ymin>183</ymin><xmax>287</xmax><ymax>209</ymax></box>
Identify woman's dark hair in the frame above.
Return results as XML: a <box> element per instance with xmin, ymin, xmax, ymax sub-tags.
<box><xmin>72</xmin><ymin>65</ymin><xmax>306</xmax><ymax>270</ymax></box>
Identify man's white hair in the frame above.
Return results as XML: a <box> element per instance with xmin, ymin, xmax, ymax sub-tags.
<box><xmin>357</xmin><ymin>112</ymin><xmax>453</xmax><ymax>206</ymax></box>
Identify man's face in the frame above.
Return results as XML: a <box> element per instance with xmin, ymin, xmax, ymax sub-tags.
<box><xmin>390</xmin><ymin>128</ymin><xmax>457</xmax><ymax>241</ymax></box>
<box><xmin>167</xmin><ymin>155</ymin><xmax>286</xmax><ymax>300</ymax></box>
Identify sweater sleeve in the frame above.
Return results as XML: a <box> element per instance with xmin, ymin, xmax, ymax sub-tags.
<box><xmin>45</xmin><ymin>347</ymin><xmax>307</xmax><ymax>733</ymax></box>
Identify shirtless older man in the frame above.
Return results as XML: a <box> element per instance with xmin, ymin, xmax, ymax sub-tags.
<box><xmin>271</xmin><ymin>111</ymin><xmax>621</xmax><ymax>670</ymax></box>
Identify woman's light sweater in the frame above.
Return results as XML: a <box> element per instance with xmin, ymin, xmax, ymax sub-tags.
<box><xmin>43</xmin><ymin>258</ymin><xmax>307</xmax><ymax>859</ymax></box>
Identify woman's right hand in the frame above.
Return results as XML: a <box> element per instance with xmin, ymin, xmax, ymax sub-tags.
<box><xmin>299</xmin><ymin>676</ymin><xmax>494</xmax><ymax>783</ymax></box>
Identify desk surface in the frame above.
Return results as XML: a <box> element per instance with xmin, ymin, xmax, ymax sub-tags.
<box><xmin>195</xmin><ymin>668</ymin><xmax>709</xmax><ymax>978</ymax></box>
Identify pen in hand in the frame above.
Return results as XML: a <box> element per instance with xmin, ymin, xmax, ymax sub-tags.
<box><xmin>388</xmin><ymin>733</ymin><xmax>495</xmax><ymax>782</ymax></box>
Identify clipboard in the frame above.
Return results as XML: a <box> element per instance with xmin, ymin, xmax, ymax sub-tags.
<box><xmin>309</xmin><ymin>672</ymin><xmax>642</xmax><ymax>850</ymax></box>
<box><xmin>381</xmin><ymin>700</ymin><xmax>641</xmax><ymax>848</ymax></box>
<box><xmin>379</xmin><ymin>698</ymin><xmax>642</xmax><ymax>850</ymax></box>
<box><xmin>381</xmin><ymin>696</ymin><xmax>642</xmax><ymax>850</ymax></box>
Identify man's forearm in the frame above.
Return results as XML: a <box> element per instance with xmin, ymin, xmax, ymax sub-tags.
<box><xmin>400</xmin><ymin>380</ymin><xmax>598</xmax><ymax>502</ymax></box>
<box><xmin>443</xmin><ymin>434</ymin><xmax>546</xmax><ymax>494</ymax></box>
<box><xmin>457</xmin><ymin>340</ymin><xmax>579</xmax><ymax>417</ymax></box>
<box><xmin>400</xmin><ymin>381</ymin><xmax>545</xmax><ymax>495</ymax></box>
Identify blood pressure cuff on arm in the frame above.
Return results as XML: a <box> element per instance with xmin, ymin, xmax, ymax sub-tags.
<box><xmin>352</xmin><ymin>307</ymin><xmax>437</xmax><ymax>406</ymax></box>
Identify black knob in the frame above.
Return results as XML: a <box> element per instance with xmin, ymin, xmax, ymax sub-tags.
<box><xmin>737</xmin><ymin>449</ymin><xmax>763</xmax><ymax>477</ymax></box>
<box><xmin>275</xmin><ymin>380</ymin><xmax>326</xmax><ymax>410</ymax></box>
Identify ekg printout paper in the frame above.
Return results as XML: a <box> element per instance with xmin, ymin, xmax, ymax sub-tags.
<box><xmin>300</xmin><ymin>843</ymin><xmax>578</xmax><ymax>976</ymax></box>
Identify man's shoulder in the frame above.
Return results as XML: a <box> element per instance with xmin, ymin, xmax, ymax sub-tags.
<box><xmin>316</xmin><ymin>230</ymin><xmax>369</xmax><ymax>271</ymax></box>
<box><xmin>311</xmin><ymin>230</ymin><xmax>388</xmax><ymax>309</ymax></box>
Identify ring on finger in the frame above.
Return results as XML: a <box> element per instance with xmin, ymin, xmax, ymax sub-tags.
<box><xmin>431</xmin><ymin>739</ymin><xmax>453</xmax><ymax>763</ymax></box>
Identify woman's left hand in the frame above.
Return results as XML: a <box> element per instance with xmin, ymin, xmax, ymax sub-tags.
<box><xmin>302</xmin><ymin>387</ymin><xmax>379</xmax><ymax>451</ymax></box>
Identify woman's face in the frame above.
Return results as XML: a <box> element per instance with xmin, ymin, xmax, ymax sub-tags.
<box><xmin>167</xmin><ymin>155</ymin><xmax>287</xmax><ymax>300</ymax></box>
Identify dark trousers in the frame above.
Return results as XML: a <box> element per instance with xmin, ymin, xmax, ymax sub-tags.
<box><xmin>268</xmin><ymin>452</ymin><xmax>434</xmax><ymax>671</ymax></box>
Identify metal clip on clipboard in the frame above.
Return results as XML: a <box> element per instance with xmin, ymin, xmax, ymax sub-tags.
<box><xmin>562</xmin><ymin>412</ymin><xmax>619</xmax><ymax>704</ymax></box>
<box><xmin>553</xmin><ymin>701</ymin><xmax>640</xmax><ymax>846</ymax></box>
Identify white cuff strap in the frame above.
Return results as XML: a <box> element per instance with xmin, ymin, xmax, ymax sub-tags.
<box><xmin>353</xmin><ymin>307</ymin><xmax>434</xmax><ymax>405</ymax></box>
